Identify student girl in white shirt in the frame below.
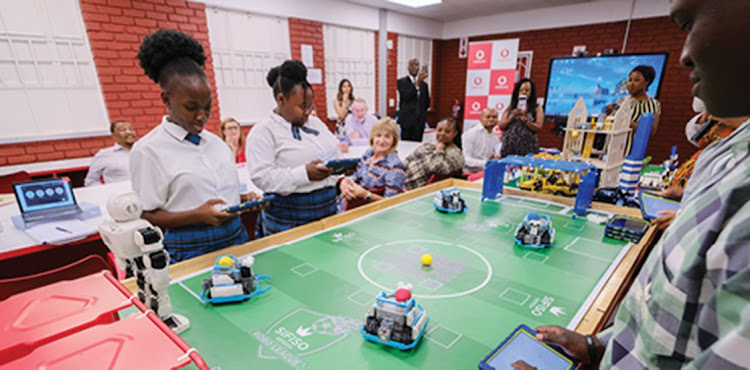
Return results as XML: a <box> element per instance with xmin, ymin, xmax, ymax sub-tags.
<box><xmin>246</xmin><ymin>60</ymin><xmax>343</xmax><ymax>236</ymax></box>
<box><xmin>130</xmin><ymin>29</ymin><xmax>250</xmax><ymax>262</ymax></box>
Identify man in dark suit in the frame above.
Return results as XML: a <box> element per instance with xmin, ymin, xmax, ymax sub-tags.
<box><xmin>397</xmin><ymin>58</ymin><xmax>430</xmax><ymax>142</ymax></box>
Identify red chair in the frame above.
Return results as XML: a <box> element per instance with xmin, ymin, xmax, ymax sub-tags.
<box><xmin>0</xmin><ymin>254</ymin><xmax>111</xmax><ymax>301</ymax></box>
<box><xmin>345</xmin><ymin>187</ymin><xmax>385</xmax><ymax>211</ymax></box>
<box><xmin>0</xmin><ymin>171</ymin><xmax>31</xmax><ymax>194</ymax></box>
<box><xmin>466</xmin><ymin>171</ymin><xmax>485</xmax><ymax>182</ymax></box>
<box><xmin>427</xmin><ymin>173</ymin><xmax>453</xmax><ymax>184</ymax></box>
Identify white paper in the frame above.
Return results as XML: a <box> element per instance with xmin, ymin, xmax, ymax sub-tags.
<box><xmin>308</xmin><ymin>68</ymin><xmax>322</xmax><ymax>84</ymax></box>
<box><xmin>301</xmin><ymin>44</ymin><xmax>314</xmax><ymax>68</ymax></box>
<box><xmin>24</xmin><ymin>219</ymin><xmax>97</xmax><ymax>245</ymax></box>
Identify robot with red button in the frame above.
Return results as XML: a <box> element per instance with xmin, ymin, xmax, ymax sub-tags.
<box><xmin>361</xmin><ymin>282</ymin><xmax>429</xmax><ymax>350</ymax></box>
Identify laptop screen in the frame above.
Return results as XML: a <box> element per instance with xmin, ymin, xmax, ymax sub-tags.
<box><xmin>13</xmin><ymin>179</ymin><xmax>77</xmax><ymax>213</ymax></box>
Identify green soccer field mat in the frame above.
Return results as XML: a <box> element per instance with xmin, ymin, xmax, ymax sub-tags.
<box><xmin>168</xmin><ymin>188</ymin><xmax>631</xmax><ymax>369</ymax></box>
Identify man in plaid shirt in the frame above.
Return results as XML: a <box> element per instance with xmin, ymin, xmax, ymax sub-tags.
<box><xmin>513</xmin><ymin>0</ymin><xmax>750</xmax><ymax>368</ymax></box>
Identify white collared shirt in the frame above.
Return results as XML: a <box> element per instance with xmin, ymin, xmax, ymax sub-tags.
<box><xmin>245</xmin><ymin>112</ymin><xmax>341</xmax><ymax>196</ymax></box>
<box><xmin>129</xmin><ymin>116</ymin><xmax>240</xmax><ymax>212</ymax></box>
<box><xmin>84</xmin><ymin>143</ymin><xmax>131</xmax><ymax>186</ymax></box>
<box><xmin>461</xmin><ymin>123</ymin><xmax>500</xmax><ymax>173</ymax></box>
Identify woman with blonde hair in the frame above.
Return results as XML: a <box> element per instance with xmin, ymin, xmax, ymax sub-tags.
<box><xmin>340</xmin><ymin>117</ymin><xmax>406</xmax><ymax>205</ymax></box>
<box><xmin>220</xmin><ymin>117</ymin><xmax>245</xmax><ymax>163</ymax></box>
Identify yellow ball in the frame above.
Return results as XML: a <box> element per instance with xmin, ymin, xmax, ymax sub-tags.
<box><xmin>218</xmin><ymin>256</ymin><xmax>234</xmax><ymax>268</ymax></box>
<box><xmin>421</xmin><ymin>254</ymin><xmax>433</xmax><ymax>267</ymax></box>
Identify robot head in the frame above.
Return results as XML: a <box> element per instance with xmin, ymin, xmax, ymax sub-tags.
<box><xmin>107</xmin><ymin>192</ymin><xmax>143</xmax><ymax>222</ymax></box>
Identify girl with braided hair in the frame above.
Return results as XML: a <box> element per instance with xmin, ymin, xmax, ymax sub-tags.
<box><xmin>130</xmin><ymin>29</ymin><xmax>250</xmax><ymax>262</ymax></box>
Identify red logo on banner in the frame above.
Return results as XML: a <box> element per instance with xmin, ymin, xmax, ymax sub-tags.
<box><xmin>464</xmin><ymin>96</ymin><xmax>488</xmax><ymax>120</ymax></box>
<box><xmin>499</xmin><ymin>48</ymin><xmax>510</xmax><ymax>59</ymax></box>
<box><xmin>467</xmin><ymin>42</ymin><xmax>492</xmax><ymax>70</ymax></box>
<box><xmin>495</xmin><ymin>101</ymin><xmax>506</xmax><ymax>111</ymax></box>
<box><xmin>473</xmin><ymin>77</ymin><xmax>483</xmax><ymax>86</ymax></box>
<box><xmin>490</xmin><ymin>69</ymin><xmax>515</xmax><ymax>95</ymax></box>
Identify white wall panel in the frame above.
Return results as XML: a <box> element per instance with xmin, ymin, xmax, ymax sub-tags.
<box><xmin>0</xmin><ymin>0</ymin><xmax>109</xmax><ymax>143</ymax></box>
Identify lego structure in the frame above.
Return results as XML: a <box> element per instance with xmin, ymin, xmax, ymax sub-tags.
<box><xmin>483</xmin><ymin>155</ymin><xmax>597</xmax><ymax>217</ymax></box>
<box><xmin>561</xmin><ymin>97</ymin><xmax>631</xmax><ymax>188</ymax></box>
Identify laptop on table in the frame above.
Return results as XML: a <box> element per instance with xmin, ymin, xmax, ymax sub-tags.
<box><xmin>13</xmin><ymin>179</ymin><xmax>83</xmax><ymax>223</ymax></box>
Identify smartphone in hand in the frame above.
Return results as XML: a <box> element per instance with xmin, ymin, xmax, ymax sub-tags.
<box><xmin>517</xmin><ymin>96</ymin><xmax>528</xmax><ymax>111</ymax></box>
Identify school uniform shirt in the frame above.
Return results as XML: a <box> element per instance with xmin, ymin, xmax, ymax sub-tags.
<box><xmin>84</xmin><ymin>143</ymin><xmax>131</xmax><ymax>186</ymax></box>
<box><xmin>596</xmin><ymin>119</ymin><xmax>750</xmax><ymax>368</ymax></box>
<box><xmin>245</xmin><ymin>112</ymin><xmax>340</xmax><ymax>196</ymax></box>
<box><xmin>461</xmin><ymin>123</ymin><xmax>500</xmax><ymax>173</ymax></box>
<box><xmin>130</xmin><ymin>116</ymin><xmax>241</xmax><ymax>213</ymax></box>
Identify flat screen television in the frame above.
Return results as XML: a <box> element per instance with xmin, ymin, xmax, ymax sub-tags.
<box><xmin>543</xmin><ymin>52</ymin><xmax>669</xmax><ymax>120</ymax></box>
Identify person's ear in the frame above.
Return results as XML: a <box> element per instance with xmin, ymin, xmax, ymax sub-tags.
<box><xmin>276</xmin><ymin>92</ymin><xmax>286</xmax><ymax>105</ymax></box>
<box><xmin>161</xmin><ymin>91</ymin><xmax>170</xmax><ymax>109</ymax></box>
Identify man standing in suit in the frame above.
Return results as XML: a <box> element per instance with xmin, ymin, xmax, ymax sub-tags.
<box><xmin>397</xmin><ymin>58</ymin><xmax>430</xmax><ymax>142</ymax></box>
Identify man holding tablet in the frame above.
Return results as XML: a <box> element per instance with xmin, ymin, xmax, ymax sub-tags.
<box><xmin>513</xmin><ymin>0</ymin><xmax>750</xmax><ymax>368</ymax></box>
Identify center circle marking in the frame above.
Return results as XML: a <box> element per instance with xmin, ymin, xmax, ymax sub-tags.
<box><xmin>357</xmin><ymin>239</ymin><xmax>492</xmax><ymax>299</ymax></box>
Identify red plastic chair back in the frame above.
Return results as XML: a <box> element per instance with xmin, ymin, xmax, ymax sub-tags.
<box><xmin>0</xmin><ymin>171</ymin><xmax>31</xmax><ymax>194</ymax></box>
<box><xmin>0</xmin><ymin>255</ymin><xmax>111</xmax><ymax>301</ymax></box>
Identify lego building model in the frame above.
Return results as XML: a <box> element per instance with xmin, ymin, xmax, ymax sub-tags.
<box><xmin>561</xmin><ymin>97</ymin><xmax>631</xmax><ymax>188</ymax></box>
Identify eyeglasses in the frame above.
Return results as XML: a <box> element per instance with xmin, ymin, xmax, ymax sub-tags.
<box><xmin>224</xmin><ymin>126</ymin><xmax>240</xmax><ymax>131</ymax></box>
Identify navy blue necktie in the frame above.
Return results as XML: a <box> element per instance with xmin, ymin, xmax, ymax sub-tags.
<box><xmin>185</xmin><ymin>133</ymin><xmax>201</xmax><ymax>145</ymax></box>
<box><xmin>291</xmin><ymin>125</ymin><xmax>319</xmax><ymax>140</ymax></box>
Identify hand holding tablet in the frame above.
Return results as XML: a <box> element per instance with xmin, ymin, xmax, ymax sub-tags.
<box><xmin>322</xmin><ymin>158</ymin><xmax>361</xmax><ymax>175</ymax></box>
<box><xmin>222</xmin><ymin>195</ymin><xmax>275</xmax><ymax>213</ymax></box>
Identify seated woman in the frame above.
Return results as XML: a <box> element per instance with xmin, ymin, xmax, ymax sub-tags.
<box><xmin>404</xmin><ymin>117</ymin><xmax>464</xmax><ymax>190</ymax></box>
<box><xmin>219</xmin><ymin>117</ymin><xmax>245</xmax><ymax>163</ymax></box>
<box><xmin>131</xmin><ymin>29</ymin><xmax>249</xmax><ymax>262</ymax></box>
<box><xmin>498</xmin><ymin>78</ymin><xmax>544</xmax><ymax>157</ymax></box>
<box><xmin>246</xmin><ymin>60</ymin><xmax>343</xmax><ymax>237</ymax></box>
<box><xmin>340</xmin><ymin>117</ymin><xmax>406</xmax><ymax>207</ymax></box>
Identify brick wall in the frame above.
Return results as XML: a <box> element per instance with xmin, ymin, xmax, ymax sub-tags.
<box><xmin>288</xmin><ymin>18</ymin><xmax>329</xmax><ymax>130</ymax></box>
<box><xmin>434</xmin><ymin>16</ymin><xmax>694</xmax><ymax>161</ymax></box>
<box><xmin>0</xmin><ymin>0</ymin><xmax>221</xmax><ymax>167</ymax></box>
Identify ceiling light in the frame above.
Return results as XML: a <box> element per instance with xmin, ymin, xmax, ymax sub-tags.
<box><xmin>386</xmin><ymin>0</ymin><xmax>442</xmax><ymax>8</ymax></box>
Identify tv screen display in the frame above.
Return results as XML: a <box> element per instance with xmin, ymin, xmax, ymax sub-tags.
<box><xmin>543</xmin><ymin>53</ymin><xmax>669</xmax><ymax>119</ymax></box>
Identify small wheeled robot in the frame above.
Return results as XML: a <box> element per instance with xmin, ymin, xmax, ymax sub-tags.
<box><xmin>361</xmin><ymin>282</ymin><xmax>429</xmax><ymax>351</ymax></box>
<box><xmin>433</xmin><ymin>188</ymin><xmax>467</xmax><ymax>213</ymax></box>
<box><xmin>513</xmin><ymin>212</ymin><xmax>555</xmax><ymax>248</ymax></box>
<box><xmin>200</xmin><ymin>255</ymin><xmax>271</xmax><ymax>304</ymax></box>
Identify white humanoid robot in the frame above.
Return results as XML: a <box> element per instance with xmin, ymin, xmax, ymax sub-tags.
<box><xmin>98</xmin><ymin>192</ymin><xmax>190</xmax><ymax>333</ymax></box>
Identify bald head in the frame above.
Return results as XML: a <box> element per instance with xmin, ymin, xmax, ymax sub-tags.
<box><xmin>480</xmin><ymin>108</ymin><xmax>499</xmax><ymax>131</ymax></box>
<box><xmin>408</xmin><ymin>58</ymin><xmax>420</xmax><ymax>77</ymax></box>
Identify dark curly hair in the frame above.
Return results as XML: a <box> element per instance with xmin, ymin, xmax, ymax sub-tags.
<box><xmin>510</xmin><ymin>78</ymin><xmax>538</xmax><ymax>112</ymax></box>
<box><xmin>136</xmin><ymin>29</ymin><xmax>207</xmax><ymax>88</ymax></box>
<box><xmin>266</xmin><ymin>60</ymin><xmax>311</xmax><ymax>98</ymax></box>
<box><xmin>631</xmin><ymin>65</ymin><xmax>656</xmax><ymax>87</ymax></box>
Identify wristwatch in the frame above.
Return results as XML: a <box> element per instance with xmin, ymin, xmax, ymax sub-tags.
<box><xmin>364</xmin><ymin>192</ymin><xmax>372</xmax><ymax>202</ymax></box>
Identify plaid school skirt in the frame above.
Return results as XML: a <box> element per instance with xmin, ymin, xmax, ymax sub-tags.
<box><xmin>259</xmin><ymin>187</ymin><xmax>336</xmax><ymax>237</ymax></box>
<box><xmin>163</xmin><ymin>215</ymin><xmax>249</xmax><ymax>263</ymax></box>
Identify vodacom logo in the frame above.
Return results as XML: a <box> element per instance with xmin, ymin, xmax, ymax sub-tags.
<box><xmin>475</xmin><ymin>49</ymin><xmax>485</xmax><ymax>60</ymax></box>
<box><xmin>495</xmin><ymin>102</ymin><xmax>505</xmax><ymax>111</ymax></box>
<box><xmin>473</xmin><ymin>77</ymin><xmax>483</xmax><ymax>86</ymax></box>
<box><xmin>497</xmin><ymin>76</ymin><xmax>508</xmax><ymax>86</ymax></box>
<box><xmin>500</xmin><ymin>48</ymin><xmax>510</xmax><ymax>58</ymax></box>
<box><xmin>471</xmin><ymin>101</ymin><xmax>482</xmax><ymax>112</ymax></box>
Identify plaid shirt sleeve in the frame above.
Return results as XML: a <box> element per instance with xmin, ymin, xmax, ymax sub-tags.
<box><xmin>598</xmin><ymin>120</ymin><xmax>750</xmax><ymax>369</ymax></box>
